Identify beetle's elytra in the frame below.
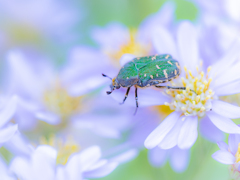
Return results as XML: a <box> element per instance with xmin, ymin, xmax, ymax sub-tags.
<box><xmin>102</xmin><ymin>54</ymin><xmax>195</xmax><ymax>114</ymax></box>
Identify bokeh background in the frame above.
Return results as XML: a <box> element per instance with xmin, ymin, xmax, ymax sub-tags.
<box><xmin>0</xmin><ymin>0</ymin><xmax>236</xmax><ymax>179</ymax></box>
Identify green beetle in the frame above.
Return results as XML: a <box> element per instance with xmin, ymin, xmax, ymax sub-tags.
<box><xmin>103</xmin><ymin>54</ymin><xmax>194</xmax><ymax>114</ymax></box>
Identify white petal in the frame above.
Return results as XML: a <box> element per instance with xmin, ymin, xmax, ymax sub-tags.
<box><xmin>213</xmin><ymin>81</ymin><xmax>240</xmax><ymax>96</ymax></box>
<box><xmin>144</xmin><ymin>112</ymin><xmax>181</xmax><ymax>149</ymax></box>
<box><xmin>110</xmin><ymin>149</ymin><xmax>139</xmax><ymax>164</ymax></box>
<box><xmin>70</xmin><ymin>146</ymin><xmax>101</xmax><ymax>171</ymax></box>
<box><xmin>119</xmin><ymin>54</ymin><xmax>136</xmax><ymax>66</ymax></box>
<box><xmin>178</xmin><ymin>116</ymin><xmax>198</xmax><ymax>149</ymax></box>
<box><xmin>210</xmin><ymin>37</ymin><xmax>240</xmax><ymax>78</ymax></box>
<box><xmin>36</xmin><ymin>111</ymin><xmax>60</xmax><ymax>125</ymax></box>
<box><xmin>9</xmin><ymin>156</ymin><xmax>31</xmax><ymax>180</ymax></box>
<box><xmin>0</xmin><ymin>96</ymin><xmax>18</xmax><ymax>128</ymax></box>
<box><xmin>152</xmin><ymin>26</ymin><xmax>178</xmax><ymax>58</ymax></box>
<box><xmin>0</xmin><ymin>124</ymin><xmax>18</xmax><ymax>144</ymax></box>
<box><xmin>83</xmin><ymin>161</ymin><xmax>118</xmax><ymax>178</ymax></box>
<box><xmin>217</xmin><ymin>141</ymin><xmax>229</xmax><ymax>151</ymax></box>
<box><xmin>30</xmin><ymin>145</ymin><xmax>57</xmax><ymax>180</ymax></box>
<box><xmin>212</xmin><ymin>150</ymin><xmax>235</xmax><ymax>164</ymax></box>
<box><xmin>207</xmin><ymin>111</ymin><xmax>240</xmax><ymax>134</ymax></box>
<box><xmin>158</xmin><ymin>119</ymin><xmax>184</xmax><ymax>149</ymax></box>
<box><xmin>212</xmin><ymin>100</ymin><xmax>240</xmax><ymax>119</ymax></box>
<box><xmin>211</xmin><ymin>60</ymin><xmax>240</xmax><ymax>89</ymax></box>
<box><xmin>177</xmin><ymin>21</ymin><xmax>199</xmax><ymax>71</ymax></box>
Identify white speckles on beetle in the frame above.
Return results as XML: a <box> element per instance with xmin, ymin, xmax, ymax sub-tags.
<box><xmin>167</xmin><ymin>61</ymin><xmax>173</xmax><ymax>65</ymax></box>
<box><xmin>156</xmin><ymin>65</ymin><xmax>160</xmax><ymax>69</ymax></box>
<box><xmin>176</xmin><ymin>62</ymin><xmax>180</xmax><ymax>69</ymax></box>
<box><xmin>156</xmin><ymin>74</ymin><xmax>158</xmax><ymax>77</ymax></box>
<box><xmin>163</xmin><ymin>69</ymin><xmax>168</xmax><ymax>78</ymax></box>
<box><xmin>144</xmin><ymin>74</ymin><xmax>146</xmax><ymax>77</ymax></box>
<box><xmin>165</xmin><ymin>55</ymin><xmax>170</xmax><ymax>59</ymax></box>
<box><xmin>152</xmin><ymin>56</ymin><xmax>156</xmax><ymax>60</ymax></box>
<box><xmin>150</xmin><ymin>75</ymin><xmax>153</xmax><ymax>79</ymax></box>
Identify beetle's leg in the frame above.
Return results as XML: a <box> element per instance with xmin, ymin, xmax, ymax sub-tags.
<box><xmin>120</xmin><ymin>87</ymin><xmax>131</xmax><ymax>105</ymax></box>
<box><xmin>155</xmin><ymin>86</ymin><xmax>197</xmax><ymax>95</ymax></box>
<box><xmin>133</xmin><ymin>87</ymin><xmax>138</xmax><ymax>115</ymax></box>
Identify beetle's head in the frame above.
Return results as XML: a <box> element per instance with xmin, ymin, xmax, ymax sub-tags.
<box><xmin>102</xmin><ymin>73</ymin><xmax>120</xmax><ymax>95</ymax></box>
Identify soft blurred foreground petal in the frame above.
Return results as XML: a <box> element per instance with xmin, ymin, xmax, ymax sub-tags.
<box><xmin>68</xmin><ymin>146</ymin><xmax>101</xmax><ymax>172</ymax></box>
<box><xmin>83</xmin><ymin>161</ymin><xmax>118</xmax><ymax>179</ymax></box>
<box><xmin>207</xmin><ymin>111</ymin><xmax>240</xmax><ymax>134</ymax></box>
<box><xmin>148</xmin><ymin>147</ymin><xmax>168</xmax><ymax>167</ymax></box>
<box><xmin>0</xmin><ymin>124</ymin><xmax>18</xmax><ymax>144</ymax></box>
<box><xmin>110</xmin><ymin>149</ymin><xmax>139</xmax><ymax>163</ymax></box>
<box><xmin>36</xmin><ymin>111</ymin><xmax>60</xmax><ymax>125</ymax></box>
<box><xmin>144</xmin><ymin>112</ymin><xmax>181</xmax><ymax>149</ymax></box>
<box><xmin>217</xmin><ymin>141</ymin><xmax>229</xmax><ymax>151</ymax></box>
<box><xmin>170</xmin><ymin>147</ymin><xmax>189</xmax><ymax>173</ymax></box>
<box><xmin>0</xmin><ymin>95</ymin><xmax>18</xmax><ymax>128</ymax></box>
<box><xmin>212</xmin><ymin>150</ymin><xmax>235</xmax><ymax>164</ymax></box>
<box><xmin>212</xmin><ymin>100</ymin><xmax>240</xmax><ymax>119</ymax></box>
<box><xmin>4</xmin><ymin>132</ymin><xmax>33</xmax><ymax>156</ymax></box>
<box><xmin>178</xmin><ymin>116</ymin><xmax>198</xmax><ymax>149</ymax></box>
<box><xmin>0</xmin><ymin>157</ymin><xmax>15</xmax><ymax>180</ymax></box>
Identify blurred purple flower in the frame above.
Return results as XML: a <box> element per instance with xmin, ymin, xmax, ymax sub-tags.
<box><xmin>212</xmin><ymin>130</ymin><xmax>240</xmax><ymax>179</ymax></box>
<box><xmin>10</xmin><ymin>145</ymin><xmax>118</xmax><ymax>180</ymax></box>
<box><xmin>0</xmin><ymin>0</ymin><xmax>80</xmax><ymax>47</ymax></box>
<box><xmin>91</xmin><ymin>2</ymin><xmax>175</xmax><ymax>69</ymax></box>
<box><xmin>5</xmin><ymin>49</ymin><xmax>134</xmax><ymax>140</ymax></box>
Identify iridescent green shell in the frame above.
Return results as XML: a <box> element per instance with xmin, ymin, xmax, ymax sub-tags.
<box><xmin>116</xmin><ymin>54</ymin><xmax>181</xmax><ymax>87</ymax></box>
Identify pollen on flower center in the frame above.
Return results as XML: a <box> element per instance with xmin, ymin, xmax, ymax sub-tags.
<box><xmin>105</xmin><ymin>29</ymin><xmax>151</xmax><ymax>67</ymax></box>
<box><xmin>40</xmin><ymin>135</ymin><xmax>80</xmax><ymax>165</ymax></box>
<box><xmin>43</xmin><ymin>82</ymin><xmax>83</xmax><ymax>118</ymax></box>
<box><xmin>164</xmin><ymin>64</ymin><xmax>215</xmax><ymax>117</ymax></box>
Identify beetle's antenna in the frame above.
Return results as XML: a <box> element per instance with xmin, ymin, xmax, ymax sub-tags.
<box><xmin>102</xmin><ymin>73</ymin><xmax>112</xmax><ymax>80</ymax></box>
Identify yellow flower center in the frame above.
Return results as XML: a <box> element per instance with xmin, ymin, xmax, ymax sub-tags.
<box><xmin>152</xmin><ymin>105</ymin><xmax>174</xmax><ymax>120</ymax></box>
<box><xmin>164</xmin><ymin>64</ymin><xmax>215</xmax><ymax>117</ymax></box>
<box><xmin>40</xmin><ymin>135</ymin><xmax>80</xmax><ymax>165</ymax></box>
<box><xmin>3</xmin><ymin>22</ymin><xmax>41</xmax><ymax>45</ymax></box>
<box><xmin>235</xmin><ymin>143</ymin><xmax>240</xmax><ymax>163</ymax></box>
<box><xmin>105</xmin><ymin>29</ymin><xmax>151</xmax><ymax>68</ymax></box>
<box><xmin>43</xmin><ymin>82</ymin><xmax>83</xmax><ymax>118</ymax></box>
